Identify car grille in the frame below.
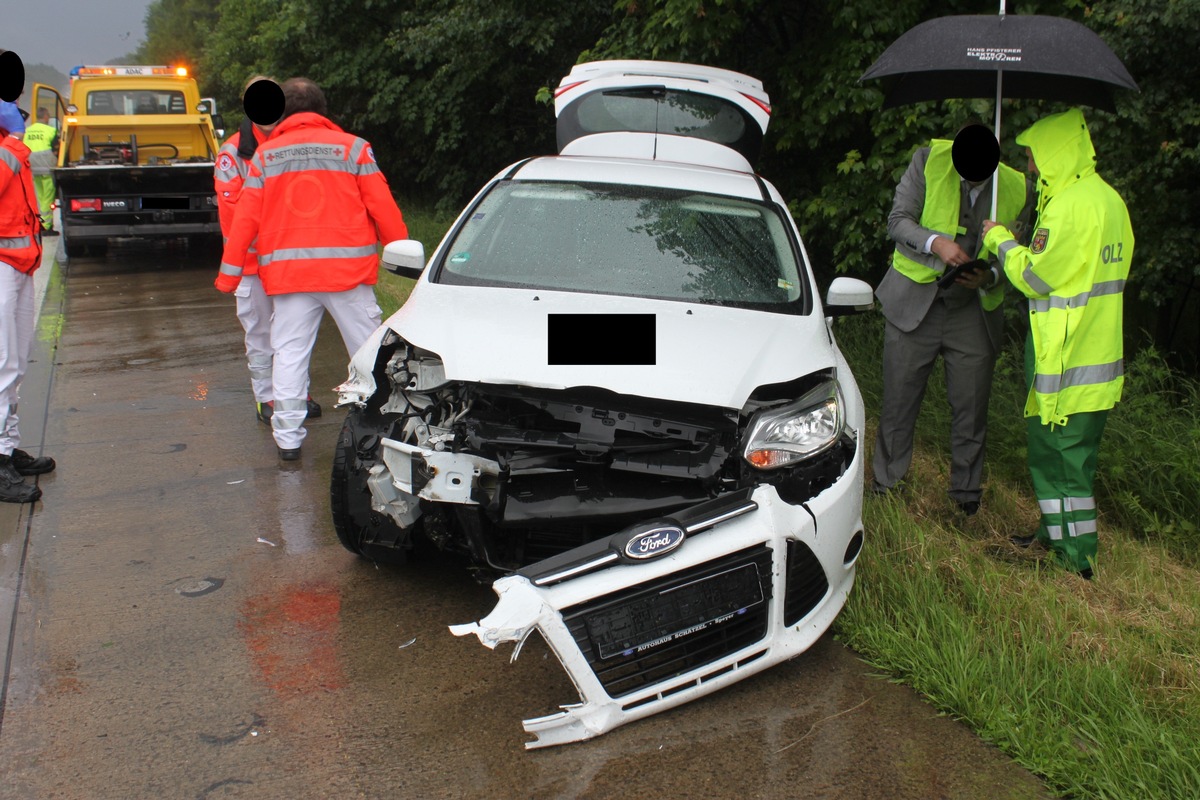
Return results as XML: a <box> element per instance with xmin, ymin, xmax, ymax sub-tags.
<box><xmin>783</xmin><ymin>539</ymin><xmax>829</xmax><ymax>626</ymax></box>
<box><xmin>562</xmin><ymin>545</ymin><xmax>773</xmax><ymax>698</ymax></box>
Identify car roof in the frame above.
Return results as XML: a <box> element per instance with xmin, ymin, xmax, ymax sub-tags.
<box><xmin>506</xmin><ymin>151</ymin><xmax>775</xmax><ymax>204</ymax></box>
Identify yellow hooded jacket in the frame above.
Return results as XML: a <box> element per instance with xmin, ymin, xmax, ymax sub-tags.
<box><xmin>983</xmin><ymin>108</ymin><xmax>1134</xmax><ymax>426</ymax></box>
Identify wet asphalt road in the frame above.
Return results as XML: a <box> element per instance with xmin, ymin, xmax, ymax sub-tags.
<box><xmin>0</xmin><ymin>241</ymin><xmax>1055</xmax><ymax>800</ymax></box>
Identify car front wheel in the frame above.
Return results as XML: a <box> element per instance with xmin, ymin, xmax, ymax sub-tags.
<box><xmin>330</xmin><ymin>410</ymin><xmax>413</xmax><ymax>564</ymax></box>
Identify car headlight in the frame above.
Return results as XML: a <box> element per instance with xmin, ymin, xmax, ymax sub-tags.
<box><xmin>743</xmin><ymin>380</ymin><xmax>843</xmax><ymax>469</ymax></box>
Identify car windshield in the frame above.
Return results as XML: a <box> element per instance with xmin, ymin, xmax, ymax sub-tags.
<box><xmin>435</xmin><ymin>181</ymin><xmax>808</xmax><ymax>312</ymax></box>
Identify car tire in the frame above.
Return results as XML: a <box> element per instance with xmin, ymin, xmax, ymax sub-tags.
<box><xmin>330</xmin><ymin>410</ymin><xmax>412</xmax><ymax>564</ymax></box>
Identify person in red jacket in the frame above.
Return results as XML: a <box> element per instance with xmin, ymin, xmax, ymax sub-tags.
<box><xmin>216</xmin><ymin>78</ymin><xmax>408</xmax><ymax>462</ymax></box>
<box><xmin>214</xmin><ymin>77</ymin><xmax>322</xmax><ymax>427</ymax></box>
<box><xmin>0</xmin><ymin>99</ymin><xmax>55</xmax><ymax>503</ymax></box>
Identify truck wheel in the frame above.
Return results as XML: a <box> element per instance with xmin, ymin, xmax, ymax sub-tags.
<box><xmin>330</xmin><ymin>410</ymin><xmax>411</xmax><ymax>564</ymax></box>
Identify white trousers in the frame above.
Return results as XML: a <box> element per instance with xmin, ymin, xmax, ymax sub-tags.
<box><xmin>234</xmin><ymin>275</ymin><xmax>274</xmax><ymax>403</ymax></box>
<box><xmin>270</xmin><ymin>284</ymin><xmax>382</xmax><ymax>449</ymax></box>
<box><xmin>0</xmin><ymin>263</ymin><xmax>35</xmax><ymax>456</ymax></box>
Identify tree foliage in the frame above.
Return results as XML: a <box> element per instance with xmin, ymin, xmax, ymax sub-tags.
<box><xmin>1083</xmin><ymin>0</ymin><xmax>1200</xmax><ymax>353</ymax></box>
<box><xmin>134</xmin><ymin>0</ymin><xmax>221</xmax><ymax>72</ymax></box>
<box><xmin>194</xmin><ymin>0</ymin><xmax>614</xmax><ymax>210</ymax></box>
<box><xmin>140</xmin><ymin>0</ymin><xmax>1200</xmax><ymax>360</ymax></box>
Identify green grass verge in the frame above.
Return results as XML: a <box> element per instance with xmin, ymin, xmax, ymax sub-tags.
<box><xmin>831</xmin><ymin>313</ymin><xmax>1200</xmax><ymax>799</ymax></box>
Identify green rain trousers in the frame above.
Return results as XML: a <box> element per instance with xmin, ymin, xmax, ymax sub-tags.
<box><xmin>33</xmin><ymin>175</ymin><xmax>55</xmax><ymax>230</ymax></box>
<box><xmin>1025</xmin><ymin>337</ymin><xmax>1107</xmax><ymax>573</ymax></box>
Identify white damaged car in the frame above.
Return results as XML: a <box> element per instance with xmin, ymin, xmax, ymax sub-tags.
<box><xmin>333</xmin><ymin>60</ymin><xmax>874</xmax><ymax>748</ymax></box>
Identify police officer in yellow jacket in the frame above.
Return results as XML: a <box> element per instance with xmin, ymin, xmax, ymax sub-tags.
<box><xmin>983</xmin><ymin>108</ymin><xmax>1134</xmax><ymax>579</ymax></box>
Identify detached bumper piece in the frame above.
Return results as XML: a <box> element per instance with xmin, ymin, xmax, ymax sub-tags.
<box><xmin>564</xmin><ymin>544</ymin><xmax>773</xmax><ymax>700</ymax></box>
<box><xmin>450</xmin><ymin>484</ymin><xmax>849</xmax><ymax>748</ymax></box>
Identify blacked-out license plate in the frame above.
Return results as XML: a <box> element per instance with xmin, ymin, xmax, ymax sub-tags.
<box><xmin>586</xmin><ymin>563</ymin><xmax>764</xmax><ymax>660</ymax></box>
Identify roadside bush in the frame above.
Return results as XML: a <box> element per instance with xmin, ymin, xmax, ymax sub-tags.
<box><xmin>1098</xmin><ymin>346</ymin><xmax>1200</xmax><ymax>564</ymax></box>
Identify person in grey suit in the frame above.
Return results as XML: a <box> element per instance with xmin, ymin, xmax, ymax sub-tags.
<box><xmin>872</xmin><ymin>124</ymin><xmax>1033</xmax><ymax>515</ymax></box>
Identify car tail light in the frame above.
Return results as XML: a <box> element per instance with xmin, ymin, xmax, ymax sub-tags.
<box><xmin>740</xmin><ymin>93</ymin><xmax>772</xmax><ymax>115</ymax></box>
<box><xmin>71</xmin><ymin>198</ymin><xmax>103</xmax><ymax>212</ymax></box>
<box><xmin>554</xmin><ymin>81</ymin><xmax>585</xmax><ymax>98</ymax></box>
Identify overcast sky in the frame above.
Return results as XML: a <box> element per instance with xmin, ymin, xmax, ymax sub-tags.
<box><xmin>6</xmin><ymin>0</ymin><xmax>153</xmax><ymax>77</ymax></box>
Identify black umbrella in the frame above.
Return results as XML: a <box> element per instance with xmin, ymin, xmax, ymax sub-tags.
<box><xmin>861</xmin><ymin>8</ymin><xmax>1137</xmax><ymax>216</ymax></box>
<box><xmin>861</xmin><ymin>13</ymin><xmax>1137</xmax><ymax>111</ymax></box>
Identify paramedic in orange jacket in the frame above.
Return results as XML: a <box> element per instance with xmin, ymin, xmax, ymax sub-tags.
<box><xmin>216</xmin><ymin>78</ymin><xmax>407</xmax><ymax>462</ymax></box>
<box><xmin>1</xmin><ymin>99</ymin><xmax>56</xmax><ymax>503</ymax></box>
<box><xmin>215</xmin><ymin>77</ymin><xmax>322</xmax><ymax>426</ymax></box>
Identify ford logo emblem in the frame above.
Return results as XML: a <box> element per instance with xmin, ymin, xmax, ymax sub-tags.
<box><xmin>624</xmin><ymin>526</ymin><xmax>685</xmax><ymax>560</ymax></box>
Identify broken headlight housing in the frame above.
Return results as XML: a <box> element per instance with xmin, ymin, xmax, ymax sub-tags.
<box><xmin>742</xmin><ymin>380</ymin><xmax>843</xmax><ymax>469</ymax></box>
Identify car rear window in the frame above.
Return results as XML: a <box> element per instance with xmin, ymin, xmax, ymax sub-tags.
<box><xmin>435</xmin><ymin>180</ymin><xmax>808</xmax><ymax>313</ymax></box>
<box><xmin>557</xmin><ymin>88</ymin><xmax>763</xmax><ymax>166</ymax></box>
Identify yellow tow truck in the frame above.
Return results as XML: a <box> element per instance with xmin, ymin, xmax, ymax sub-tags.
<box><xmin>31</xmin><ymin>65</ymin><xmax>226</xmax><ymax>257</ymax></box>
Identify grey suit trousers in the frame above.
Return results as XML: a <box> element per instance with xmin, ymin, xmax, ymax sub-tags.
<box><xmin>872</xmin><ymin>294</ymin><xmax>996</xmax><ymax>502</ymax></box>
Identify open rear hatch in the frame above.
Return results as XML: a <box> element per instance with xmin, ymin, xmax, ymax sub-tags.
<box><xmin>554</xmin><ymin>60</ymin><xmax>771</xmax><ymax>167</ymax></box>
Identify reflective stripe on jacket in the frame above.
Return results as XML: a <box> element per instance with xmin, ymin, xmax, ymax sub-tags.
<box><xmin>891</xmin><ymin>139</ymin><xmax>1027</xmax><ymax>297</ymax></box>
<box><xmin>0</xmin><ymin>137</ymin><xmax>43</xmax><ymax>274</ymax></box>
<box><xmin>218</xmin><ymin>112</ymin><xmax>407</xmax><ymax>295</ymax></box>
<box><xmin>214</xmin><ymin>129</ymin><xmax>266</xmax><ymax>275</ymax></box>
<box><xmin>984</xmin><ymin>108</ymin><xmax>1134</xmax><ymax>426</ymax></box>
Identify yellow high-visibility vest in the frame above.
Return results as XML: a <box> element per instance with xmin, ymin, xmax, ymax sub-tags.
<box><xmin>892</xmin><ymin>139</ymin><xmax>1026</xmax><ymax>310</ymax></box>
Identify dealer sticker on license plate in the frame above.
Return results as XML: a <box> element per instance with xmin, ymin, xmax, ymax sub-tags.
<box><xmin>586</xmin><ymin>563</ymin><xmax>764</xmax><ymax>659</ymax></box>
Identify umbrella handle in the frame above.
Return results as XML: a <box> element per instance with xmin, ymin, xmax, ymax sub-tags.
<box><xmin>991</xmin><ymin>68</ymin><xmax>1003</xmax><ymax>220</ymax></box>
<box><xmin>993</xmin><ymin>0</ymin><xmax>1007</xmax><ymax>221</ymax></box>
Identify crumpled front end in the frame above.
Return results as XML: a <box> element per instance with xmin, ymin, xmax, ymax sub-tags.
<box><xmin>451</xmin><ymin>457</ymin><xmax>863</xmax><ymax>748</ymax></box>
<box><xmin>335</xmin><ymin>323</ymin><xmax>865</xmax><ymax>747</ymax></box>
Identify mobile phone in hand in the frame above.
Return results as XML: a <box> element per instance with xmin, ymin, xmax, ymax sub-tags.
<box><xmin>936</xmin><ymin>258</ymin><xmax>988</xmax><ymax>290</ymax></box>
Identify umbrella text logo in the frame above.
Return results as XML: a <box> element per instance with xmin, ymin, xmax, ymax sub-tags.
<box><xmin>966</xmin><ymin>48</ymin><xmax>1023</xmax><ymax>63</ymax></box>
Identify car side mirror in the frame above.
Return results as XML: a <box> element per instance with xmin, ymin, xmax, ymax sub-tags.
<box><xmin>382</xmin><ymin>239</ymin><xmax>426</xmax><ymax>279</ymax></box>
<box><xmin>824</xmin><ymin>277</ymin><xmax>875</xmax><ymax>317</ymax></box>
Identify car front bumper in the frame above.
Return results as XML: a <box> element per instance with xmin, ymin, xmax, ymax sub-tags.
<box><xmin>450</xmin><ymin>452</ymin><xmax>864</xmax><ymax>748</ymax></box>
